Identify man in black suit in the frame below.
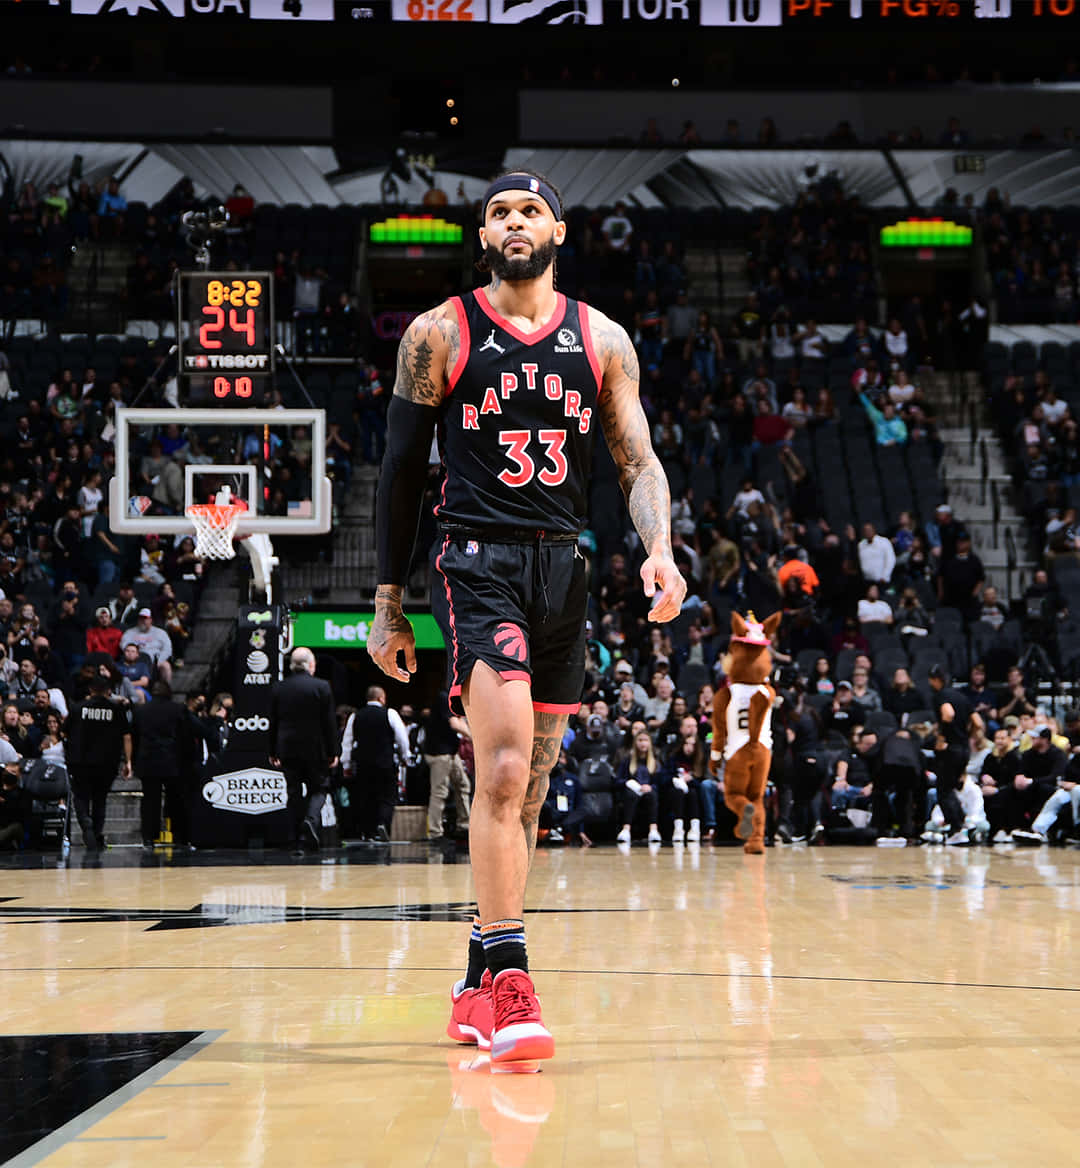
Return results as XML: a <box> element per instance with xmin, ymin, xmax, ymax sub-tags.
<box><xmin>268</xmin><ymin>647</ymin><xmax>338</xmax><ymax>852</ymax></box>
<box><xmin>343</xmin><ymin>684</ymin><xmax>411</xmax><ymax>842</ymax></box>
<box><xmin>134</xmin><ymin>681</ymin><xmax>196</xmax><ymax>849</ymax></box>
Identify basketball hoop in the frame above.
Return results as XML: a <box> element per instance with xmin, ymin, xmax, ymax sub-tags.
<box><xmin>186</xmin><ymin>502</ymin><xmax>245</xmax><ymax>560</ymax></box>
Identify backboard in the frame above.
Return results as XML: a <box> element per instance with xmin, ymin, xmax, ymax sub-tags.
<box><xmin>108</xmin><ymin>407</ymin><xmax>332</xmax><ymax>537</ymax></box>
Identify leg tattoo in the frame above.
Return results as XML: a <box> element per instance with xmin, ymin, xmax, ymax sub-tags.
<box><xmin>523</xmin><ymin>712</ymin><xmax>568</xmax><ymax>865</ymax></box>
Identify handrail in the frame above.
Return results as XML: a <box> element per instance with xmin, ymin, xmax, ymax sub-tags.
<box><xmin>991</xmin><ymin>479</ymin><xmax>1000</xmax><ymax>550</ymax></box>
<box><xmin>1004</xmin><ymin>525</ymin><xmax>1018</xmax><ymax>600</ymax></box>
<box><xmin>979</xmin><ymin>438</ymin><xmax>988</xmax><ymax>508</ymax></box>
<box><xmin>969</xmin><ymin>395</ymin><xmax>978</xmax><ymax>465</ymax></box>
<box><xmin>84</xmin><ymin>247</ymin><xmax>100</xmax><ymax>334</ymax></box>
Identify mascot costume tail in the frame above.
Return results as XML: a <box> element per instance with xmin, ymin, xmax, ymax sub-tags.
<box><xmin>711</xmin><ymin>610</ymin><xmax>780</xmax><ymax>855</ymax></box>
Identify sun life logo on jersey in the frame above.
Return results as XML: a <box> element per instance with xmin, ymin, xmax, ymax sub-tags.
<box><xmin>554</xmin><ymin>327</ymin><xmax>583</xmax><ymax>354</ymax></box>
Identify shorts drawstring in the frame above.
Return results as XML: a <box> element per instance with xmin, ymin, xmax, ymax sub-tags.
<box><xmin>535</xmin><ymin>530</ymin><xmax>551</xmax><ymax>623</ymax></box>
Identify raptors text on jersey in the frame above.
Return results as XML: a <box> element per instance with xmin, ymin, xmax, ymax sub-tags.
<box><xmin>435</xmin><ymin>289</ymin><xmax>603</xmax><ymax>532</ymax></box>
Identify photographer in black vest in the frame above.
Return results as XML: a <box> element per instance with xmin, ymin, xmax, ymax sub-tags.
<box><xmin>268</xmin><ymin>647</ymin><xmax>338</xmax><ymax>852</ymax></box>
<box><xmin>66</xmin><ymin>673</ymin><xmax>133</xmax><ymax>851</ymax></box>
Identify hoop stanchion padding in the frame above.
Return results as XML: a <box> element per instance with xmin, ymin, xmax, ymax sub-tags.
<box><xmin>186</xmin><ymin>503</ymin><xmax>245</xmax><ymax>560</ymax></box>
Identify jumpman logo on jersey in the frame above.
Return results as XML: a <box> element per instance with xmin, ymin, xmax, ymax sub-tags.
<box><xmin>479</xmin><ymin>329</ymin><xmax>506</xmax><ymax>356</ymax></box>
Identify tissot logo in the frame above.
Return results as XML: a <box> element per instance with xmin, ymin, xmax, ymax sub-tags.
<box><xmin>185</xmin><ymin>354</ymin><xmax>268</xmax><ymax>370</ymax></box>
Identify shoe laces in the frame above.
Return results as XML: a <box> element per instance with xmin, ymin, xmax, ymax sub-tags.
<box><xmin>475</xmin><ymin>970</ymin><xmax>493</xmax><ymax>1002</ymax></box>
<box><xmin>496</xmin><ymin>974</ymin><xmax>539</xmax><ymax>1026</ymax></box>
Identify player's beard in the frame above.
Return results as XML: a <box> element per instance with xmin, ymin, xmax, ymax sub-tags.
<box><xmin>484</xmin><ymin>233</ymin><xmax>558</xmax><ymax>282</ymax></box>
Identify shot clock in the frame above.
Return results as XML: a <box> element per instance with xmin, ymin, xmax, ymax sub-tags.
<box><xmin>177</xmin><ymin>271</ymin><xmax>274</xmax><ymax>406</ymax></box>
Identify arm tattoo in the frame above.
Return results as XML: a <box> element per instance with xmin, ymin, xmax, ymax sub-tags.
<box><xmin>394</xmin><ymin>305</ymin><xmax>459</xmax><ymax>407</ymax></box>
<box><xmin>374</xmin><ymin>584</ymin><xmax>409</xmax><ymax>627</ymax></box>
<box><xmin>591</xmin><ymin>310</ymin><xmax>673</xmax><ymax>559</ymax></box>
<box><xmin>522</xmin><ymin>711</ymin><xmax>568</xmax><ymax>864</ymax></box>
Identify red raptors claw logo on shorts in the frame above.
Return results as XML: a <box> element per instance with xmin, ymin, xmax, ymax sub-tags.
<box><xmin>494</xmin><ymin>622</ymin><xmax>528</xmax><ymax>662</ymax></box>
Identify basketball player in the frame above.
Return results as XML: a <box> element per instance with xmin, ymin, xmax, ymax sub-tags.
<box><xmin>368</xmin><ymin>171</ymin><xmax>686</xmax><ymax>1066</ymax></box>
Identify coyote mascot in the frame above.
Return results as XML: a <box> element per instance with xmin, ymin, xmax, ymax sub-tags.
<box><xmin>711</xmin><ymin>610</ymin><xmax>781</xmax><ymax>855</ymax></box>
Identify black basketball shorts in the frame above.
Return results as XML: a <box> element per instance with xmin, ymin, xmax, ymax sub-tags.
<box><xmin>430</xmin><ymin>533</ymin><xmax>588</xmax><ymax>717</ymax></box>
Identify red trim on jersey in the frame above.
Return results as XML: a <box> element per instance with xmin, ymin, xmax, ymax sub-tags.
<box><xmin>447</xmin><ymin>295</ymin><xmax>469</xmax><ymax>396</ymax></box>
<box><xmin>578</xmin><ymin>304</ymin><xmax>603</xmax><ymax>393</ymax></box>
<box><xmin>432</xmin><ymin>459</ymin><xmax>447</xmax><ymax>518</ymax></box>
<box><xmin>474</xmin><ymin>288</ymin><xmax>566</xmax><ymax>347</ymax></box>
<box><xmin>498</xmin><ymin>670</ymin><xmax>532</xmax><ymax>683</ymax></box>
<box><xmin>532</xmin><ymin>700</ymin><xmax>581</xmax><ymax>713</ymax></box>
<box><xmin>435</xmin><ymin>535</ymin><xmax>460</xmax><ymax>693</ymax></box>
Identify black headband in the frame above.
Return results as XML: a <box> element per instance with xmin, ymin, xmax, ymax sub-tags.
<box><xmin>482</xmin><ymin>174</ymin><xmax>562</xmax><ymax>222</ymax></box>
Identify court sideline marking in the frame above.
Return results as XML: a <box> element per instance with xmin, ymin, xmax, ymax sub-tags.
<box><xmin>3</xmin><ymin>965</ymin><xmax>1079</xmax><ymax>993</ymax></box>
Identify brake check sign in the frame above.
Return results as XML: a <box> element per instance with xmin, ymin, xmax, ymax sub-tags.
<box><xmin>202</xmin><ymin>768</ymin><xmax>287</xmax><ymax>815</ymax></box>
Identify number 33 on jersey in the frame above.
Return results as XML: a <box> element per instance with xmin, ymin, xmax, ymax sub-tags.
<box><xmin>434</xmin><ymin>289</ymin><xmax>602</xmax><ymax>533</ymax></box>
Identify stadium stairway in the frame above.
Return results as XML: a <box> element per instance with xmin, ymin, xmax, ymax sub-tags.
<box><xmin>929</xmin><ymin>372</ymin><xmax>1033</xmax><ymax>601</ymax></box>
<box><xmin>65</xmin><ymin>239</ymin><xmax>135</xmax><ymax>333</ymax></box>
<box><xmin>170</xmin><ymin>565</ymin><xmax>247</xmax><ymax>705</ymax></box>
<box><xmin>278</xmin><ymin>463</ymin><xmax>378</xmax><ymax>606</ymax></box>
<box><xmin>717</xmin><ymin>246</ymin><xmax>749</xmax><ymax>319</ymax></box>
<box><xmin>679</xmin><ymin>245</ymin><xmax>724</xmax><ymax>321</ymax></box>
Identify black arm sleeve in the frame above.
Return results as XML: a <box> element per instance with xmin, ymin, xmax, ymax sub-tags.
<box><xmin>376</xmin><ymin>396</ymin><xmax>441</xmax><ymax>585</ymax></box>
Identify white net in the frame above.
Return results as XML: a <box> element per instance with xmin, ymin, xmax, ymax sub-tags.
<box><xmin>186</xmin><ymin>503</ymin><xmax>245</xmax><ymax>560</ymax></box>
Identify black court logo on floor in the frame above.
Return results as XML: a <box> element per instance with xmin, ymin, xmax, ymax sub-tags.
<box><xmin>0</xmin><ymin>900</ymin><xmax>638</xmax><ymax>931</ymax></box>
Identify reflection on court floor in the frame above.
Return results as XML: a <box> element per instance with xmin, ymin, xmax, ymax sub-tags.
<box><xmin>4</xmin><ymin>844</ymin><xmax>1080</xmax><ymax>1166</ymax></box>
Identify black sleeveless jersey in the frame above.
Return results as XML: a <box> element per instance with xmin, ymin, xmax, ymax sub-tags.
<box><xmin>434</xmin><ymin>289</ymin><xmax>602</xmax><ymax>533</ymax></box>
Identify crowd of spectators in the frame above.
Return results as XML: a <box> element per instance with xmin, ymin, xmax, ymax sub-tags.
<box><xmin>980</xmin><ymin>200</ymin><xmax>1080</xmax><ymax>324</ymax></box>
<box><xmin>743</xmin><ymin>185</ymin><xmax>878</xmax><ymax>326</ymax></box>
<box><xmin>499</xmin><ymin>487</ymin><xmax>1080</xmax><ymax>848</ymax></box>
<box><xmin>0</xmin><ymin>667</ymin><xmax>236</xmax><ymax>852</ymax></box>
<box><xmin>1</xmin><ymin>179</ymin><xmax>77</xmax><ymax>322</ymax></box>
<box><xmin>2</xmin><ymin>173</ymin><xmax>363</xmax><ymax>357</ymax></box>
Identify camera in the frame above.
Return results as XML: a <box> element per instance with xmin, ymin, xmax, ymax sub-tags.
<box><xmin>182</xmin><ymin>206</ymin><xmax>228</xmax><ymax>268</ymax></box>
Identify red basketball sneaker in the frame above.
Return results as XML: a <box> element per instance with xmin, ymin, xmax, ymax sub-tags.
<box><xmin>490</xmin><ymin>970</ymin><xmax>554</xmax><ymax>1066</ymax></box>
<box><xmin>447</xmin><ymin>969</ymin><xmax>493</xmax><ymax>1049</ymax></box>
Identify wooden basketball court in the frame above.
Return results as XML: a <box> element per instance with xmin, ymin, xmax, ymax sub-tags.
<box><xmin>4</xmin><ymin>843</ymin><xmax>1079</xmax><ymax>1166</ymax></box>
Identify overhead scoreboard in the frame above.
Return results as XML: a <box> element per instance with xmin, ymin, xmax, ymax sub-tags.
<box><xmin>52</xmin><ymin>0</ymin><xmax>1080</xmax><ymax>26</ymax></box>
<box><xmin>177</xmin><ymin>272</ymin><xmax>274</xmax><ymax>407</ymax></box>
